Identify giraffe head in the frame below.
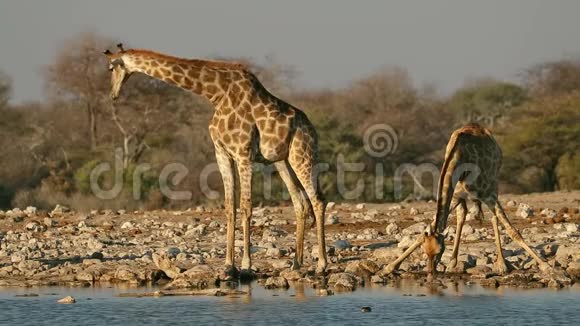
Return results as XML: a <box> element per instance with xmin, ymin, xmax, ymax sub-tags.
<box><xmin>423</xmin><ymin>224</ymin><xmax>444</xmax><ymax>281</ymax></box>
<box><xmin>103</xmin><ymin>43</ymin><xmax>134</xmax><ymax>101</ymax></box>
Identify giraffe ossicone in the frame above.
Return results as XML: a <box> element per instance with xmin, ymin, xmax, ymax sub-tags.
<box><xmin>103</xmin><ymin>45</ymin><xmax>328</xmax><ymax>277</ymax></box>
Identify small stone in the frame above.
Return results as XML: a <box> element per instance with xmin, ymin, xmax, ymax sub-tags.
<box><xmin>409</xmin><ymin>208</ymin><xmax>419</xmax><ymax>216</ymax></box>
<box><xmin>121</xmin><ymin>221</ymin><xmax>135</xmax><ymax>229</ymax></box>
<box><xmin>333</xmin><ymin>239</ymin><xmax>352</xmax><ymax>250</ymax></box>
<box><xmin>360</xmin><ymin>307</ymin><xmax>372</xmax><ymax>312</ymax></box>
<box><xmin>57</xmin><ymin>296</ymin><xmax>76</xmax><ymax>304</ymax></box>
<box><xmin>264</xmin><ymin>276</ymin><xmax>289</xmax><ymax>289</ymax></box>
<box><xmin>326</xmin><ymin>202</ymin><xmax>336</xmax><ymax>210</ymax></box>
<box><xmin>90</xmin><ymin>252</ymin><xmax>104</xmax><ymax>260</ymax></box>
<box><xmin>24</xmin><ymin>206</ymin><xmax>37</xmax><ymax>216</ymax></box>
<box><xmin>326</xmin><ymin>215</ymin><xmax>339</xmax><ymax>225</ymax></box>
<box><xmin>385</xmin><ymin>223</ymin><xmax>400</xmax><ymax>235</ymax></box>
<box><xmin>540</xmin><ymin>208</ymin><xmax>557</xmax><ymax>219</ymax></box>
<box><xmin>317</xmin><ymin>288</ymin><xmax>334</xmax><ymax>296</ymax></box>
<box><xmin>356</xmin><ymin>203</ymin><xmax>366</xmax><ymax>210</ymax></box>
<box><xmin>516</xmin><ymin>203</ymin><xmax>534</xmax><ymax>219</ymax></box>
<box><xmin>564</xmin><ymin>223</ymin><xmax>578</xmax><ymax>233</ymax></box>
<box><xmin>506</xmin><ymin>200</ymin><xmax>518</xmax><ymax>208</ymax></box>
<box><xmin>43</xmin><ymin>217</ymin><xmax>56</xmax><ymax>227</ymax></box>
<box><xmin>51</xmin><ymin>204</ymin><xmax>70</xmax><ymax>216</ymax></box>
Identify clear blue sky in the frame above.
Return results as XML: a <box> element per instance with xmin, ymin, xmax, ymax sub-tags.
<box><xmin>1</xmin><ymin>0</ymin><xmax>579</xmax><ymax>103</ymax></box>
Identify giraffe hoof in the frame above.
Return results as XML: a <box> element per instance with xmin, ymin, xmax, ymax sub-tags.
<box><xmin>221</xmin><ymin>265</ymin><xmax>239</xmax><ymax>281</ymax></box>
<box><xmin>315</xmin><ymin>266</ymin><xmax>327</xmax><ymax>276</ymax></box>
<box><xmin>493</xmin><ymin>260</ymin><xmax>509</xmax><ymax>275</ymax></box>
<box><xmin>239</xmin><ymin>269</ymin><xmax>256</xmax><ymax>281</ymax></box>
<box><xmin>291</xmin><ymin>262</ymin><xmax>301</xmax><ymax>271</ymax></box>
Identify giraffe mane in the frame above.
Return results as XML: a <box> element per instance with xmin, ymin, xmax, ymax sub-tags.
<box><xmin>126</xmin><ymin>49</ymin><xmax>248</xmax><ymax>70</ymax></box>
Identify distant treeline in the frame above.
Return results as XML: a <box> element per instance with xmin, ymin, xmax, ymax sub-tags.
<box><xmin>0</xmin><ymin>32</ymin><xmax>578</xmax><ymax>211</ymax></box>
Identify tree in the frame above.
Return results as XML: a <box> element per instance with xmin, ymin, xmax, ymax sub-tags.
<box><xmin>0</xmin><ymin>70</ymin><xmax>10</xmax><ymax>108</ymax></box>
<box><xmin>525</xmin><ymin>60</ymin><xmax>580</xmax><ymax>97</ymax></box>
<box><xmin>43</xmin><ymin>32</ymin><xmax>112</xmax><ymax>151</ymax></box>
<box><xmin>448</xmin><ymin>80</ymin><xmax>527</xmax><ymax>127</ymax></box>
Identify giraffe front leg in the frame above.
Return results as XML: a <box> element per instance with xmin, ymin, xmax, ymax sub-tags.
<box><xmin>214</xmin><ymin>146</ymin><xmax>238</xmax><ymax>280</ymax></box>
<box><xmin>237</xmin><ymin>161</ymin><xmax>255</xmax><ymax>280</ymax></box>
<box><xmin>449</xmin><ymin>199</ymin><xmax>466</xmax><ymax>272</ymax></box>
<box><xmin>490</xmin><ymin>214</ymin><xmax>509</xmax><ymax>275</ymax></box>
<box><xmin>493</xmin><ymin>201</ymin><xmax>550</xmax><ymax>273</ymax></box>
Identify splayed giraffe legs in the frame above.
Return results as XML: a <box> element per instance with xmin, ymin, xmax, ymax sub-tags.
<box><xmin>275</xmin><ymin>160</ymin><xmax>312</xmax><ymax>270</ymax></box>
<box><xmin>486</xmin><ymin>199</ymin><xmax>550</xmax><ymax>273</ymax></box>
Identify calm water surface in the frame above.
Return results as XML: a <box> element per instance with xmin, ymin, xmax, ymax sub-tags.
<box><xmin>0</xmin><ymin>282</ymin><xmax>579</xmax><ymax>326</ymax></box>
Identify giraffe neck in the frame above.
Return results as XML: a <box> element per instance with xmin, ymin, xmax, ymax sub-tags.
<box><xmin>123</xmin><ymin>51</ymin><xmax>243</xmax><ymax>106</ymax></box>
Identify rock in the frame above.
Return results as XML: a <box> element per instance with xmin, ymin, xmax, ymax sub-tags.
<box><xmin>165</xmin><ymin>265</ymin><xmax>218</xmax><ymax>289</ymax></box>
<box><xmin>316</xmin><ymin>288</ymin><xmax>334</xmax><ymax>296</ymax></box>
<box><xmin>266</xmin><ymin>247</ymin><xmax>284</xmax><ymax>258</ymax></box>
<box><xmin>402</xmin><ymin>222</ymin><xmax>427</xmax><ymax>235</ymax></box>
<box><xmin>326</xmin><ymin>202</ymin><xmax>336</xmax><ymax>210</ymax></box>
<box><xmin>360</xmin><ymin>307</ymin><xmax>372</xmax><ymax>312</ymax></box>
<box><xmin>397</xmin><ymin>236</ymin><xmax>415</xmax><ymax>248</ymax></box>
<box><xmin>90</xmin><ymin>251</ymin><xmax>104</xmax><ymax>260</ymax></box>
<box><xmin>43</xmin><ymin>217</ymin><xmax>56</xmax><ymax>227</ymax></box>
<box><xmin>24</xmin><ymin>206</ymin><xmax>37</xmax><ymax>216</ymax></box>
<box><xmin>355</xmin><ymin>203</ymin><xmax>366</xmax><ymax>210</ymax></box>
<box><xmin>516</xmin><ymin>203</ymin><xmax>534</xmax><ymax>219</ymax></box>
<box><xmin>385</xmin><ymin>223</ymin><xmax>399</xmax><ymax>235</ymax></box>
<box><xmin>51</xmin><ymin>204</ymin><xmax>70</xmax><ymax>216</ymax></box>
<box><xmin>121</xmin><ymin>221</ymin><xmax>135</xmax><ymax>229</ymax></box>
<box><xmin>332</xmin><ymin>240</ymin><xmax>352</xmax><ymax>250</ymax></box>
<box><xmin>272</xmin><ymin>260</ymin><xmax>292</xmax><ymax>269</ymax></box>
<box><xmin>326</xmin><ymin>215</ymin><xmax>339</xmax><ymax>225</ymax></box>
<box><xmin>25</xmin><ymin>222</ymin><xmax>46</xmax><ymax>233</ymax></box>
<box><xmin>507</xmin><ymin>200</ymin><xmax>518</xmax><ymax>208</ymax></box>
<box><xmin>373</xmin><ymin>247</ymin><xmax>404</xmax><ymax>262</ymax></box>
<box><xmin>466</xmin><ymin>266</ymin><xmax>493</xmax><ymax>278</ymax></box>
<box><xmin>280</xmin><ymin>269</ymin><xmax>303</xmax><ymax>281</ymax></box>
<box><xmin>264</xmin><ymin>276</ymin><xmax>289</xmax><ymax>289</ymax></box>
<box><xmin>165</xmin><ymin>247</ymin><xmax>181</xmax><ymax>258</ymax></box>
<box><xmin>328</xmin><ymin>273</ymin><xmax>361</xmax><ymax>291</ymax></box>
<box><xmin>564</xmin><ymin>223</ymin><xmax>578</xmax><ymax>233</ymax></box>
<box><xmin>152</xmin><ymin>252</ymin><xmax>184</xmax><ymax>279</ymax></box>
<box><xmin>345</xmin><ymin>260</ymin><xmax>380</xmax><ymax>278</ymax></box>
<box><xmin>547</xmin><ymin>279</ymin><xmax>563</xmax><ymax>289</ymax></box>
<box><xmin>566</xmin><ymin>261</ymin><xmax>580</xmax><ymax>277</ymax></box>
<box><xmin>540</xmin><ymin>208</ymin><xmax>558</xmax><ymax>219</ymax></box>
<box><xmin>409</xmin><ymin>208</ymin><xmax>419</xmax><ymax>216</ymax></box>
<box><xmin>371</xmin><ymin>275</ymin><xmax>385</xmax><ymax>283</ymax></box>
<box><xmin>57</xmin><ymin>296</ymin><xmax>76</xmax><ymax>304</ymax></box>
<box><xmin>479</xmin><ymin>278</ymin><xmax>499</xmax><ymax>288</ymax></box>
<box><xmin>115</xmin><ymin>267</ymin><xmax>140</xmax><ymax>283</ymax></box>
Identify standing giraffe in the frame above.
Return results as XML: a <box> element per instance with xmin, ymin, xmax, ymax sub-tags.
<box><xmin>103</xmin><ymin>44</ymin><xmax>328</xmax><ymax>278</ymax></box>
<box><xmin>382</xmin><ymin>123</ymin><xmax>551</xmax><ymax>281</ymax></box>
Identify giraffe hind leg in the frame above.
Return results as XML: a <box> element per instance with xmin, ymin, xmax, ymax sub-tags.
<box><xmin>275</xmin><ymin>160</ymin><xmax>311</xmax><ymax>270</ymax></box>
<box><xmin>288</xmin><ymin>158</ymin><xmax>327</xmax><ymax>273</ymax></box>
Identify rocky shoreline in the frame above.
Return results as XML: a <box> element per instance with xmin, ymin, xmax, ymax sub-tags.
<box><xmin>0</xmin><ymin>191</ymin><xmax>579</xmax><ymax>293</ymax></box>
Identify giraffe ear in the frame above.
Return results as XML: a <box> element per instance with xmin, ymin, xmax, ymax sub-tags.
<box><xmin>117</xmin><ymin>43</ymin><xmax>125</xmax><ymax>52</ymax></box>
